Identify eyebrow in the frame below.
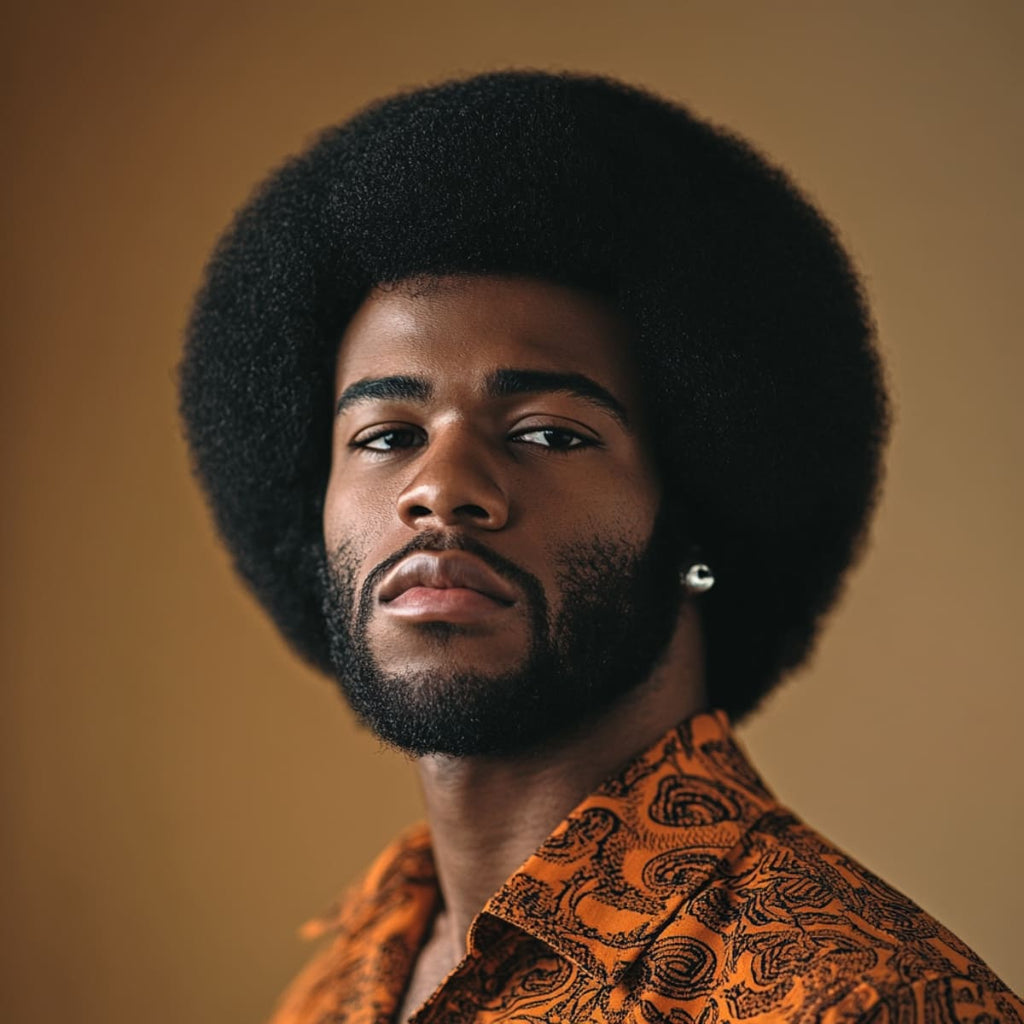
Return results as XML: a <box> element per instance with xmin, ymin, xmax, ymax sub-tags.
<box><xmin>334</xmin><ymin>367</ymin><xmax>629</xmax><ymax>427</ymax></box>
<box><xmin>486</xmin><ymin>368</ymin><xmax>629</xmax><ymax>426</ymax></box>
<box><xmin>335</xmin><ymin>375</ymin><xmax>432</xmax><ymax>416</ymax></box>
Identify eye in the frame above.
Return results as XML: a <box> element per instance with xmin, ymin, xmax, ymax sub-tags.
<box><xmin>509</xmin><ymin>427</ymin><xmax>595</xmax><ymax>451</ymax></box>
<box><xmin>350</xmin><ymin>426</ymin><xmax>425</xmax><ymax>452</ymax></box>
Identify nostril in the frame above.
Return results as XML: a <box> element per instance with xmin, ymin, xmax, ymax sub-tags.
<box><xmin>409</xmin><ymin>505</ymin><xmax>432</xmax><ymax>517</ymax></box>
<box><xmin>457</xmin><ymin>504</ymin><xmax>490</xmax><ymax>519</ymax></box>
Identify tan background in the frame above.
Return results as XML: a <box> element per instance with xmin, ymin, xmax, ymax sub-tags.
<box><xmin>3</xmin><ymin>2</ymin><xmax>1022</xmax><ymax>1021</ymax></box>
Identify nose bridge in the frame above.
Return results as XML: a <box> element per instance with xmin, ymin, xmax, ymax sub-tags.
<box><xmin>398</xmin><ymin>419</ymin><xmax>509</xmax><ymax>528</ymax></box>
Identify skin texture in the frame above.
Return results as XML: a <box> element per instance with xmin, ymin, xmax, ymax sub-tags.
<box><xmin>321</xmin><ymin>275</ymin><xmax>708</xmax><ymax>1017</ymax></box>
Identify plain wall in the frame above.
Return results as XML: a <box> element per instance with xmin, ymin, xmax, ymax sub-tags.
<box><xmin>2</xmin><ymin>2</ymin><xmax>1021</xmax><ymax>1021</ymax></box>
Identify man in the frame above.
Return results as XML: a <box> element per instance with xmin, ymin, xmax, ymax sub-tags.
<box><xmin>179</xmin><ymin>71</ymin><xmax>1022</xmax><ymax>1023</ymax></box>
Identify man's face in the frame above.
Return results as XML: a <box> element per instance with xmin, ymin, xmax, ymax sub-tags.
<box><xmin>321</xmin><ymin>275</ymin><xmax>683</xmax><ymax>757</ymax></box>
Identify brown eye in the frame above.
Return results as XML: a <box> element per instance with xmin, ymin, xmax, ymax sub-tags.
<box><xmin>510</xmin><ymin>427</ymin><xmax>593</xmax><ymax>450</ymax></box>
<box><xmin>352</xmin><ymin>427</ymin><xmax>425</xmax><ymax>451</ymax></box>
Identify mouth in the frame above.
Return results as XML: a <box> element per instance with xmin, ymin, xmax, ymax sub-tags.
<box><xmin>377</xmin><ymin>550</ymin><xmax>517</xmax><ymax>622</ymax></box>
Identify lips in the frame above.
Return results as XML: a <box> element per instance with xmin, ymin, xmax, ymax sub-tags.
<box><xmin>378</xmin><ymin>551</ymin><xmax>517</xmax><ymax>606</ymax></box>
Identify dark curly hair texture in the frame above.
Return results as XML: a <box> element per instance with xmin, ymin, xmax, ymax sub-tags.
<box><xmin>179</xmin><ymin>69</ymin><xmax>889</xmax><ymax>723</ymax></box>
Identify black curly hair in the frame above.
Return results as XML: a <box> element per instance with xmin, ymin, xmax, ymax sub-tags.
<box><xmin>179</xmin><ymin>69</ymin><xmax>889</xmax><ymax>723</ymax></box>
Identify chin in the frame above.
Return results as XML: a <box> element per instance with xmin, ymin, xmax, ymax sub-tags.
<box><xmin>372</xmin><ymin>618</ymin><xmax>530</xmax><ymax>665</ymax></box>
<box><xmin>378</xmin><ymin>647</ymin><xmax>527</xmax><ymax>683</ymax></box>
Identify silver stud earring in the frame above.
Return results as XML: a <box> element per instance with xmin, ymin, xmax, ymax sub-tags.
<box><xmin>682</xmin><ymin>563</ymin><xmax>715</xmax><ymax>594</ymax></box>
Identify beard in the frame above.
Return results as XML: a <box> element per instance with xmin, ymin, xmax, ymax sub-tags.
<box><xmin>318</xmin><ymin>515</ymin><xmax>683</xmax><ymax>758</ymax></box>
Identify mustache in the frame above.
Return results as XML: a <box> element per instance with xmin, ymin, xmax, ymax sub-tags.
<box><xmin>354</xmin><ymin>531</ymin><xmax>549</xmax><ymax>623</ymax></box>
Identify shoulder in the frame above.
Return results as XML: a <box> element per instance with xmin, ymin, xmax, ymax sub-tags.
<box><xmin>299</xmin><ymin>822</ymin><xmax>435</xmax><ymax>941</ymax></box>
<box><xmin>821</xmin><ymin>974</ymin><xmax>1024</xmax><ymax>1024</ymax></box>
<box><xmin>265</xmin><ymin>823</ymin><xmax>437</xmax><ymax>1024</ymax></box>
<box><xmin>651</xmin><ymin>809</ymin><xmax>1023</xmax><ymax>1023</ymax></box>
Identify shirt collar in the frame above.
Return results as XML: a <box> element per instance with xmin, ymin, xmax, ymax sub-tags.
<box><xmin>479</xmin><ymin>709</ymin><xmax>777</xmax><ymax>983</ymax></box>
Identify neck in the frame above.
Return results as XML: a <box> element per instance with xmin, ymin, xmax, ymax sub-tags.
<box><xmin>413</xmin><ymin>603</ymin><xmax>706</xmax><ymax>964</ymax></box>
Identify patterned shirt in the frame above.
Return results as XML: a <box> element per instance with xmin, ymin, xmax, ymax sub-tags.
<box><xmin>268</xmin><ymin>710</ymin><xmax>1022</xmax><ymax>1023</ymax></box>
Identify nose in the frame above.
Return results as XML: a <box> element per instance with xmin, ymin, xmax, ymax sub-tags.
<box><xmin>396</xmin><ymin>425</ymin><xmax>510</xmax><ymax>531</ymax></box>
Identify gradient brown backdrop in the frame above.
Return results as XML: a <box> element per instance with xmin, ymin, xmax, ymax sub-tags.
<box><xmin>3</xmin><ymin>2</ymin><xmax>1022</xmax><ymax>1021</ymax></box>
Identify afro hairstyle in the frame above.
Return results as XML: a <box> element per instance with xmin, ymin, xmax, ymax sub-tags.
<box><xmin>179</xmin><ymin>69</ymin><xmax>889</xmax><ymax>723</ymax></box>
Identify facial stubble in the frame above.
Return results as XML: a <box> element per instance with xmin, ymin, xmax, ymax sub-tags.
<box><xmin>319</xmin><ymin>519</ymin><xmax>683</xmax><ymax>757</ymax></box>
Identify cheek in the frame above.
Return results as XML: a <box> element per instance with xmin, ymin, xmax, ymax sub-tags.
<box><xmin>322</xmin><ymin>467</ymin><xmax>397</xmax><ymax>556</ymax></box>
<box><xmin>624</xmin><ymin>465</ymin><xmax>662</xmax><ymax>542</ymax></box>
<box><xmin>575</xmin><ymin>469</ymin><xmax>660</xmax><ymax>546</ymax></box>
<box><xmin>538</xmin><ymin>488</ymin><xmax>661</xmax><ymax>609</ymax></box>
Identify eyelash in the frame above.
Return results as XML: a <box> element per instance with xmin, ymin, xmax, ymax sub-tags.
<box><xmin>349</xmin><ymin>426</ymin><xmax>598</xmax><ymax>454</ymax></box>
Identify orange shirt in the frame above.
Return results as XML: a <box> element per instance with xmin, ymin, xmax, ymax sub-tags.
<box><xmin>269</xmin><ymin>711</ymin><xmax>1023</xmax><ymax>1023</ymax></box>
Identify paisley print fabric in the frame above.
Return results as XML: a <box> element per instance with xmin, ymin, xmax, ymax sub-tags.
<box><xmin>269</xmin><ymin>711</ymin><xmax>1022</xmax><ymax>1024</ymax></box>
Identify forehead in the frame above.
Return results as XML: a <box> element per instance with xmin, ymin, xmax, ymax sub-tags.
<box><xmin>334</xmin><ymin>275</ymin><xmax>641</xmax><ymax>399</ymax></box>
